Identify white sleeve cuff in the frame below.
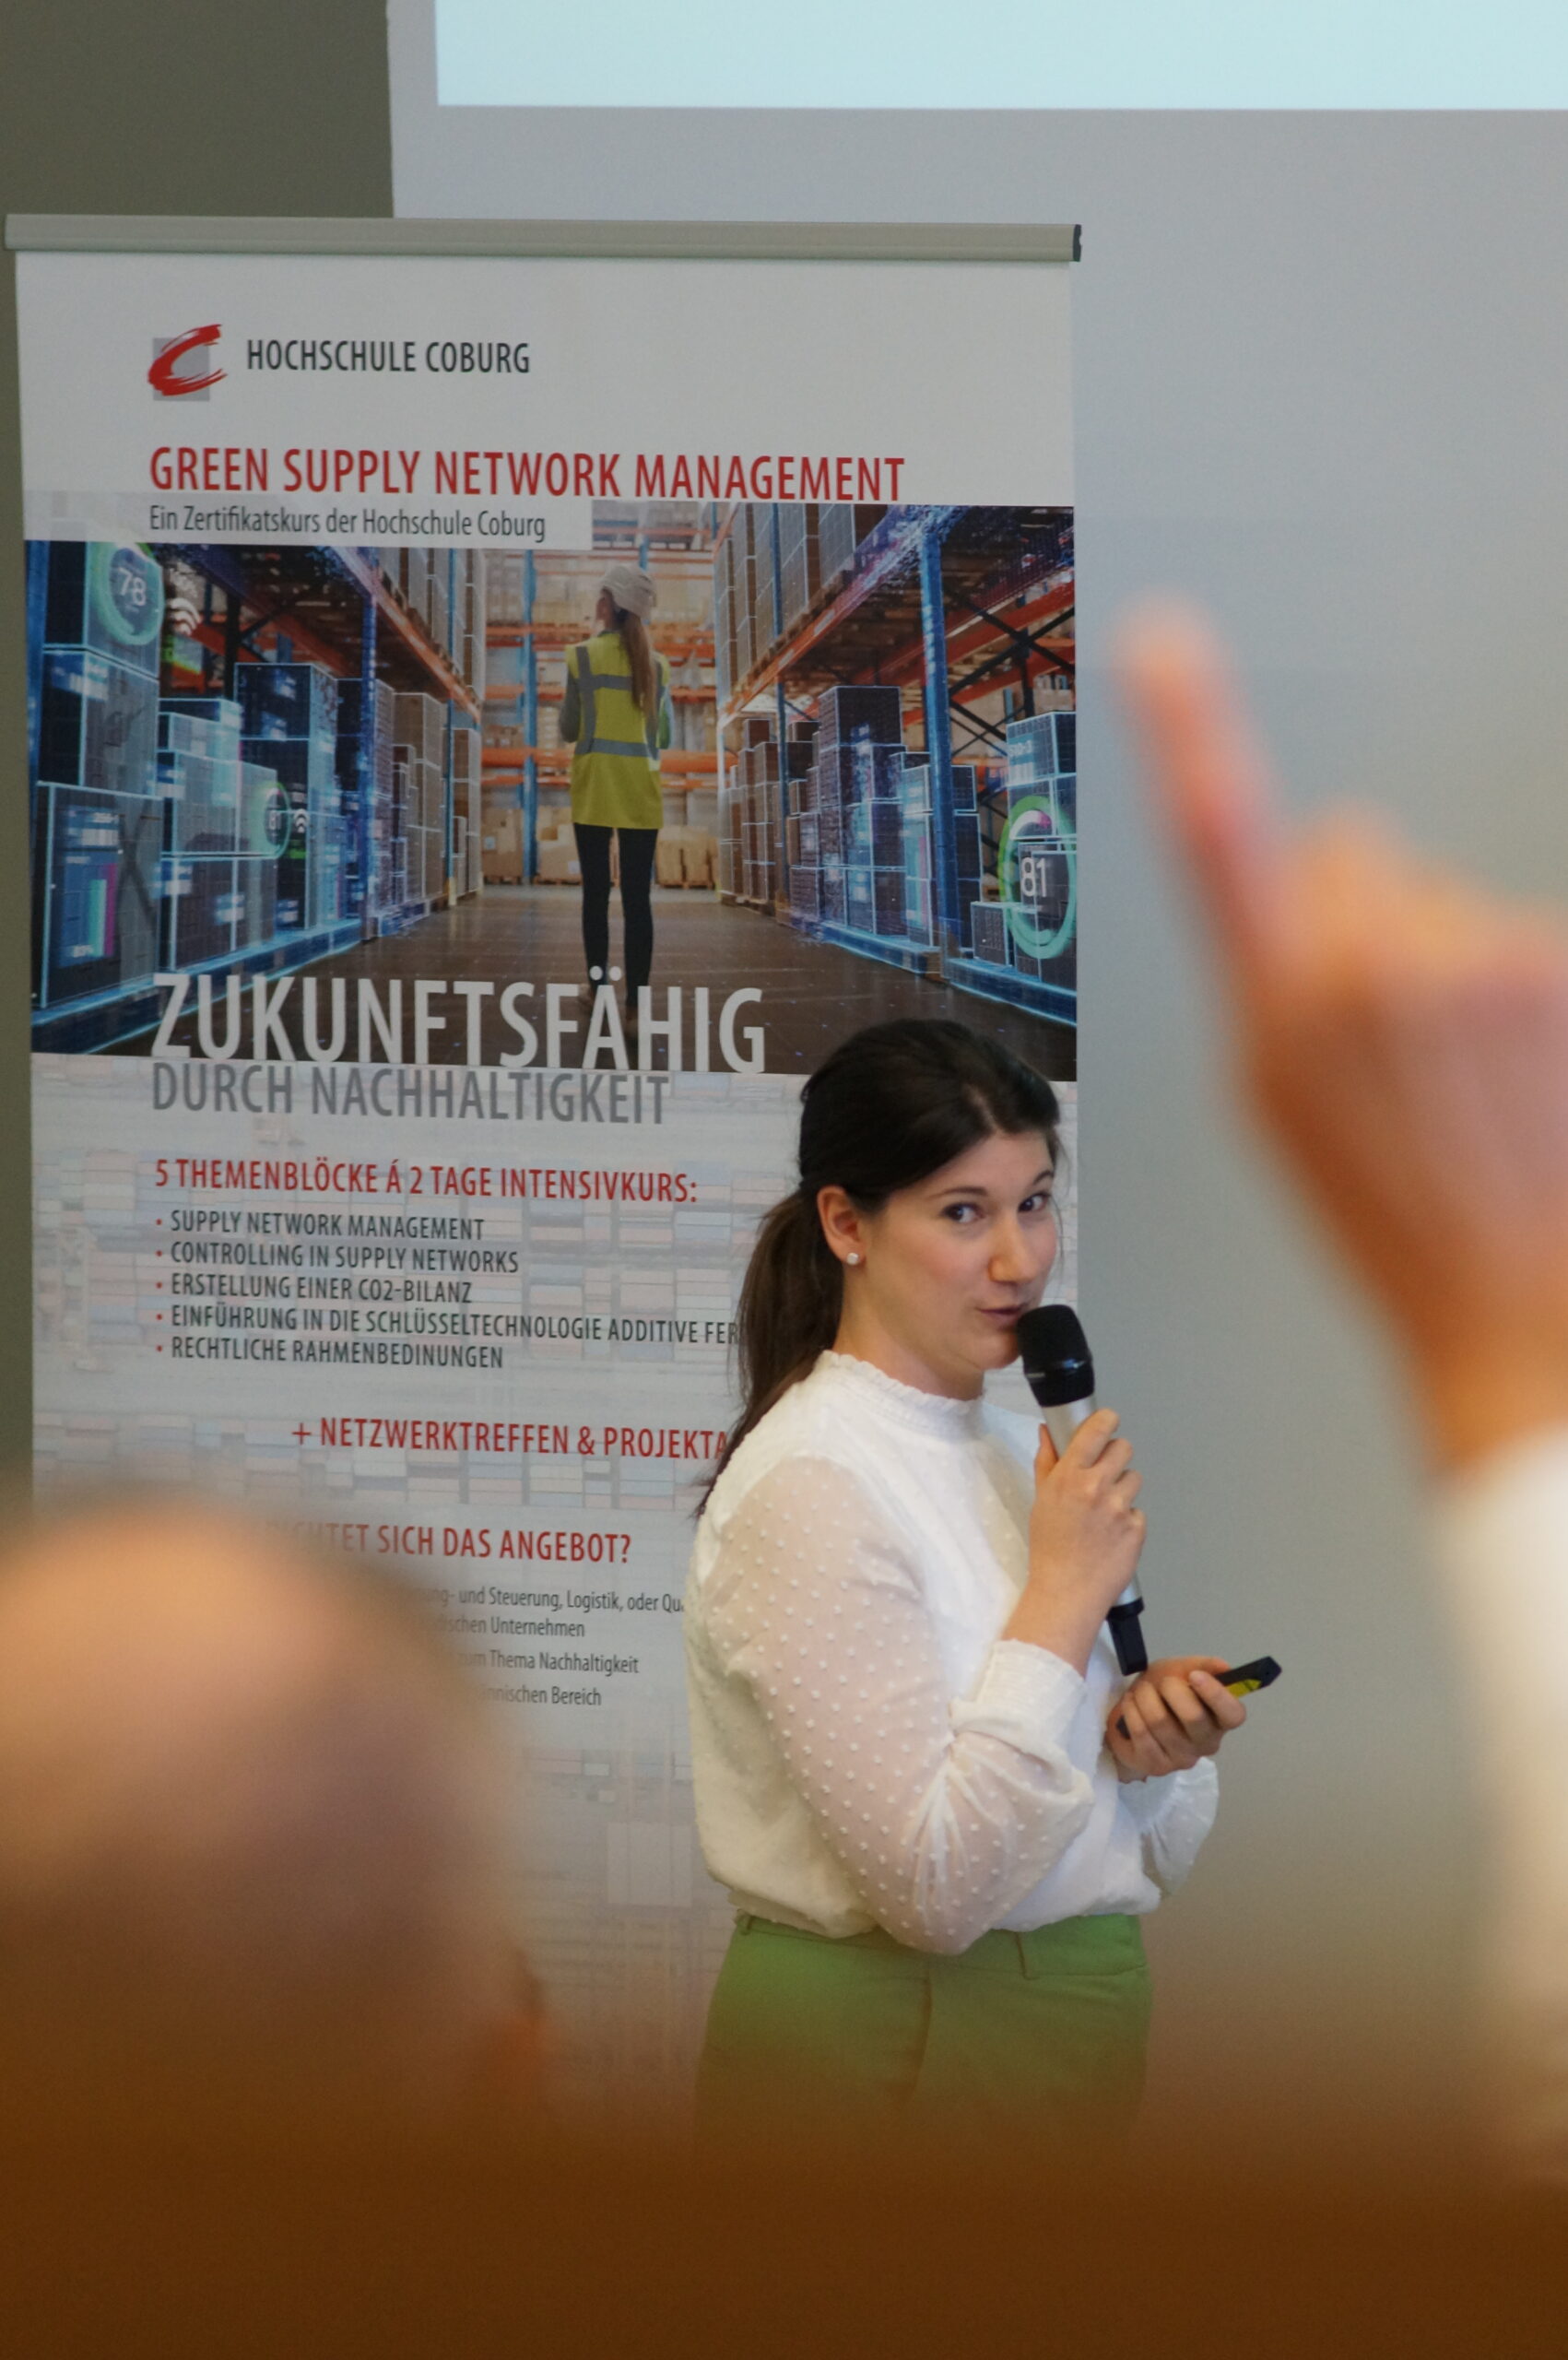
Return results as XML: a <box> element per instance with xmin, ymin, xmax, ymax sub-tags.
<box><xmin>951</xmin><ymin>1637</ymin><xmax>1087</xmax><ymax>1759</ymax></box>
<box><xmin>1118</xmin><ymin>1754</ymin><xmax>1220</xmax><ymax>1830</ymax></box>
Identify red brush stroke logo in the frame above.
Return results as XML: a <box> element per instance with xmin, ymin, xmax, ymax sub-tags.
<box><xmin>148</xmin><ymin>324</ymin><xmax>225</xmax><ymax>396</ymax></box>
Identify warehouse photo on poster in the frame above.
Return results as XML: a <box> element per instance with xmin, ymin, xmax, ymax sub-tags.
<box><xmin>29</xmin><ymin>500</ymin><xmax>1076</xmax><ymax>1080</ymax></box>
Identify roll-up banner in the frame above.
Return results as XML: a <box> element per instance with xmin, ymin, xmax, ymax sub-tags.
<box><xmin>10</xmin><ymin>217</ymin><xmax>1079</xmax><ymax>2115</ymax></box>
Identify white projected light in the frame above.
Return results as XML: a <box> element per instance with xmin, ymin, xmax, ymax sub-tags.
<box><xmin>435</xmin><ymin>0</ymin><xmax>1568</xmax><ymax>110</ymax></box>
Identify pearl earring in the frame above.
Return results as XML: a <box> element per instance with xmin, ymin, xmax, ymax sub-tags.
<box><xmin>845</xmin><ymin>1253</ymin><xmax>861</xmax><ymax>1266</ymax></box>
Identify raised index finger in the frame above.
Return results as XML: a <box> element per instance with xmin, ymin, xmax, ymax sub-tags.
<box><xmin>1114</xmin><ymin>602</ymin><xmax>1299</xmax><ymax>994</ymax></box>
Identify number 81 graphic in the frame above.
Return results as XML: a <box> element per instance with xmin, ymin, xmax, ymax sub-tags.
<box><xmin>997</xmin><ymin>795</ymin><xmax>1077</xmax><ymax>966</ymax></box>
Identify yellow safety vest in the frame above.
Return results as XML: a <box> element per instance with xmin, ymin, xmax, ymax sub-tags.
<box><xmin>566</xmin><ymin>631</ymin><xmax>670</xmax><ymax>830</ymax></box>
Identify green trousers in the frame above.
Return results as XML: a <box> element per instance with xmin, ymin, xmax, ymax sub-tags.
<box><xmin>696</xmin><ymin>1912</ymin><xmax>1151</xmax><ymax>2162</ymax></box>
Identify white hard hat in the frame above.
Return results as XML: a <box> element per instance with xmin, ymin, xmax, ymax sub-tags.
<box><xmin>600</xmin><ymin>561</ymin><xmax>656</xmax><ymax>620</ymax></box>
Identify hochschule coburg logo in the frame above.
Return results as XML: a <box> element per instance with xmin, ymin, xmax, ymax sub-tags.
<box><xmin>149</xmin><ymin>324</ymin><xmax>225</xmax><ymax>399</ymax></box>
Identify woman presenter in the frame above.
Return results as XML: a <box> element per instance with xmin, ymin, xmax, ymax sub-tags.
<box><xmin>685</xmin><ymin>1019</ymin><xmax>1247</xmax><ymax>2155</ymax></box>
<box><xmin>558</xmin><ymin>561</ymin><xmax>672</xmax><ymax>1021</ymax></box>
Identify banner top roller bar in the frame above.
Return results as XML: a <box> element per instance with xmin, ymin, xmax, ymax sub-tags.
<box><xmin>5</xmin><ymin>216</ymin><xmax>1080</xmax><ymax>265</ymax></box>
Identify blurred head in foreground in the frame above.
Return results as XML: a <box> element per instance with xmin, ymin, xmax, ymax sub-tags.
<box><xmin>0</xmin><ymin>1496</ymin><xmax>529</xmax><ymax>2143</ymax></box>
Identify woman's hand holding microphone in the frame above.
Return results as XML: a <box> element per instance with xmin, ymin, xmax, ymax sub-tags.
<box><xmin>1005</xmin><ymin>1409</ymin><xmax>1148</xmax><ymax>1673</ymax></box>
<box><xmin>1003</xmin><ymin>1411</ymin><xmax>1247</xmax><ymax>1776</ymax></box>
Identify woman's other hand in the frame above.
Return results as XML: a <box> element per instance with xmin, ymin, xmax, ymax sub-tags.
<box><xmin>1005</xmin><ymin>1410</ymin><xmax>1147</xmax><ymax>1673</ymax></box>
<box><xmin>1106</xmin><ymin>1657</ymin><xmax>1246</xmax><ymax>1782</ymax></box>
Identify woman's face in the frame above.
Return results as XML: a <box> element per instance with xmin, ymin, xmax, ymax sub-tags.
<box><xmin>822</xmin><ymin>1127</ymin><xmax>1057</xmax><ymax>1399</ymax></box>
<box><xmin>594</xmin><ymin>589</ymin><xmax>615</xmax><ymax>629</ymax></box>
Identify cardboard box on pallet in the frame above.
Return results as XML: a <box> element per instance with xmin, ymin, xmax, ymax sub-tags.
<box><xmin>481</xmin><ymin>801</ymin><xmax>523</xmax><ymax>883</ymax></box>
<box><xmin>1005</xmin><ymin>708</ymin><xmax>1076</xmax><ymax>782</ymax></box>
<box><xmin>817</xmin><ymin>503</ymin><xmax>889</xmax><ymax>596</ymax></box>
<box><xmin>817</xmin><ymin>684</ymin><xmax>902</xmax><ymax>748</ymax></box>
<box><xmin>971</xmin><ymin>901</ymin><xmax>1009</xmax><ymax>967</ymax></box>
<box><xmin>848</xmin><ymin>800</ymin><xmax>906</xmax><ymax>864</ymax></box>
<box><xmin>651</xmin><ymin>825</ymin><xmax>712</xmax><ymax>889</ymax></box>
<box><xmin>394</xmin><ymin>691</ymin><xmax>445</xmax><ymax>769</ymax></box>
<box><xmin>872</xmin><ymin>869</ymin><xmax>907</xmax><ymax>937</ymax></box>
<box><xmin>778</xmin><ymin>503</ymin><xmax>821</xmax><ymax>630</ymax></box>
<box><xmin>790</xmin><ymin>864</ymin><xmax>822</xmax><ymax>919</ymax></box>
<box><xmin>536</xmin><ymin>820</ymin><xmax>581</xmax><ymax>884</ymax></box>
<box><xmin>748</xmin><ymin>508</ymin><xmax>778</xmax><ymax>657</ymax></box>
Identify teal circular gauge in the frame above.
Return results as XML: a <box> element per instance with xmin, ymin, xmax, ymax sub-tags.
<box><xmin>245</xmin><ymin>781</ymin><xmax>291</xmax><ymax>857</ymax></box>
<box><xmin>89</xmin><ymin>543</ymin><xmax>164</xmax><ymax>654</ymax></box>
<box><xmin>998</xmin><ymin>796</ymin><xmax>1077</xmax><ymax>965</ymax></box>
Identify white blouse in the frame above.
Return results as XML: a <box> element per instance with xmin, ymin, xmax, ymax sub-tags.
<box><xmin>685</xmin><ymin>1351</ymin><xmax>1219</xmax><ymax>1953</ymax></box>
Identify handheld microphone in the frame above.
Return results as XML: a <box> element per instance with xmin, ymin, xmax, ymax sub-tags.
<box><xmin>1015</xmin><ymin>1305</ymin><xmax>1149</xmax><ymax>1676</ymax></box>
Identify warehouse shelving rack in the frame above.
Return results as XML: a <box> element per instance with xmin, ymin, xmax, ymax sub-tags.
<box><xmin>30</xmin><ymin>539</ymin><xmax>483</xmax><ymax>1054</ymax></box>
<box><xmin>715</xmin><ymin>503</ymin><xmax>1076</xmax><ymax>1021</ymax></box>
<box><xmin>372</xmin><ymin>545</ymin><xmax>486</xmax><ymax>912</ymax></box>
<box><xmin>168</xmin><ymin>543</ymin><xmax>484</xmax><ymax>938</ymax></box>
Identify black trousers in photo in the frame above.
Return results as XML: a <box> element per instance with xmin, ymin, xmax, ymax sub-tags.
<box><xmin>573</xmin><ymin>823</ymin><xmax>658</xmax><ymax>998</ymax></box>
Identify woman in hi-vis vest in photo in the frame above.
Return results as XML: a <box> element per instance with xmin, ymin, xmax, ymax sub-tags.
<box><xmin>558</xmin><ymin>562</ymin><xmax>673</xmax><ymax>1030</ymax></box>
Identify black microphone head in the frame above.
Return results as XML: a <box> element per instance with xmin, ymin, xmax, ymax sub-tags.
<box><xmin>1016</xmin><ymin>1304</ymin><xmax>1095</xmax><ymax>1408</ymax></box>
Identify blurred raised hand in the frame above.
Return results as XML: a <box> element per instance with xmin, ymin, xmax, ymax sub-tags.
<box><xmin>1117</xmin><ymin>606</ymin><xmax>1568</xmax><ymax>1471</ymax></box>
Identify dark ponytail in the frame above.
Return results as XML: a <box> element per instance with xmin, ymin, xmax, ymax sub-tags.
<box><xmin>609</xmin><ymin>602</ymin><xmax>661</xmax><ymax>729</ymax></box>
<box><xmin>712</xmin><ymin>1019</ymin><xmax>1060</xmax><ymax>1485</ymax></box>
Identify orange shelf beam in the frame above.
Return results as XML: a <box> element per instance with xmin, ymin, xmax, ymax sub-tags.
<box><xmin>482</xmin><ymin>748</ymin><xmax>716</xmax><ymax>776</ymax></box>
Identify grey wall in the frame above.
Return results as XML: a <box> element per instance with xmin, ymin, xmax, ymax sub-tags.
<box><xmin>0</xmin><ymin>0</ymin><xmax>393</xmax><ymax>1477</ymax></box>
<box><xmin>390</xmin><ymin>91</ymin><xmax>1568</xmax><ymax>2148</ymax></box>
